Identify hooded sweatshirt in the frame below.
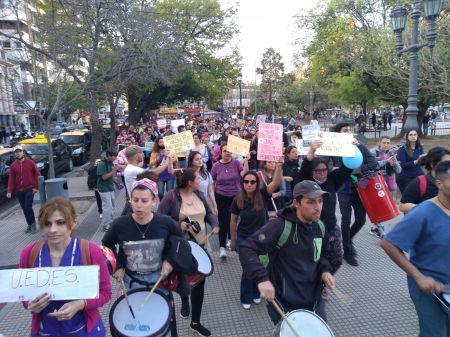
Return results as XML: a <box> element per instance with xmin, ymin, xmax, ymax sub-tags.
<box><xmin>239</xmin><ymin>206</ymin><xmax>331</xmax><ymax>311</ymax></box>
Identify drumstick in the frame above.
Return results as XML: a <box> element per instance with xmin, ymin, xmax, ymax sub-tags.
<box><xmin>270</xmin><ymin>299</ymin><xmax>301</xmax><ymax>337</ymax></box>
<box><xmin>330</xmin><ymin>287</ymin><xmax>352</xmax><ymax>305</ymax></box>
<box><xmin>140</xmin><ymin>274</ymin><xmax>164</xmax><ymax>309</ymax></box>
<box><xmin>119</xmin><ymin>280</ymin><xmax>136</xmax><ymax>319</ymax></box>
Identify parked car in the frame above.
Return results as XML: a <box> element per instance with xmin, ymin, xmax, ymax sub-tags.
<box><xmin>19</xmin><ymin>135</ymin><xmax>73</xmax><ymax>178</ymax></box>
<box><xmin>0</xmin><ymin>147</ymin><xmax>31</xmax><ymax>199</ymax></box>
<box><xmin>59</xmin><ymin>129</ymin><xmax>91</xmax><ymax>165</ymax></box>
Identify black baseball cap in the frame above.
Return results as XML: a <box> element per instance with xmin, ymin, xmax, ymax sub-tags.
<box><xmin>293</xmin><ymin>180</ymin><xmax>329</xmax><ymax>199</ymax></box>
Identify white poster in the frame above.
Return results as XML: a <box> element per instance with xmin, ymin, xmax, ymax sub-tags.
<box><xmin>314</xmin><ymin>131</ymin><xmax>355</xmax><ymax>157</ymax></box>
<box><xmin>0</xmin><ymin>265</ymin><xmax>100</xmax><ymax>303</ymax></box>
<box><xmin>170</xmin><ymin>119</ymin><xmax>185</xmax><ymax>133</ymax></box>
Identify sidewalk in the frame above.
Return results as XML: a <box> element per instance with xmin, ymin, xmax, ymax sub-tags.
<box><xmin>0</xmin><ymin>191</ymin><xmax>420</xmax><ymax>336</ymax></box>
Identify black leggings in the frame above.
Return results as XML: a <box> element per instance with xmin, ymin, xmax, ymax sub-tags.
<box><xmin>181</xmin><ymin>279</ymin><xmax>205</xmax><ymax>324</ymax></box>
<box><xmin>215</xmin><ymin>193</ymin><xmax>235</xmax><ymax>248</ymax></box>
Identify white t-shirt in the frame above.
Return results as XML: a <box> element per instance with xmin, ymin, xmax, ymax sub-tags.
<box><xmin>199</xmin><ymin>172</ymin><xmax>213</xmax><ymax>201</ymax></box>
<box><xmin>124</xmin><ymin>164</ymin><xmax>145</xmax><ymax>198</ymax></box>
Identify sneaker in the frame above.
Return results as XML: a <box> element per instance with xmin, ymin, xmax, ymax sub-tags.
<box><xmin>369</xmin><ymin>226</ymin><xmax>382</xmax><ymax>239</ymax></box>
<box><xmin>190</xmin><ymin>322</ymin><xmax>211</xmax><ymax>337</ymax></box>
<box><xmin>219</xmin><ymin>247</ymin><xmax>227</xmax><ymax>259</ymax></box>
<box><xmin>344</xmin><ymin>253</ymin><xmax>358</xmax><ymax>266</ymax></box>
<box><xmin>226</xmin><ymin>239</ymin><xmax>231</xmax><ymax>250</ymax></box>
<box><xmin>103</xmin><ymin>225</ymin><xmax>110</xmax><ymax>231</ymax></box>
<box><xmin>99</xmin><ymin>213</ymin><xmax>103</xmax><ymax>219</ymax></box>
<box><xmin>253</xmin><ymin>298</ymin><xmax>261</xmax><ymax>304</ymax></box>
<box><xmin>24</xmin><ymin>226</ymin><xmax>31</xmax><ymax>233</ymax></box>
<box><xmin>242</xmin><ymin>303</ymin><xmax>251</xmax><ymax>310</ymax></box>
<box><xmin>180</xmin><ymin>300</ymin><xmax>190</xmax><ymax>319</ymax></box>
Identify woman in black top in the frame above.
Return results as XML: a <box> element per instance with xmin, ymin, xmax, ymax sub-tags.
<box><xmin>282</xmin><ymin>145</ymin><xmax>302</xmax><ymax>201</ymax></box>
<box><xmin>400</xmin><ymin>147</ymin><xmax>450</xmax><ymax>213</ymax></box>
<box><xmin>230</xmin><ymin>171</ymin><xmax>267</xmax><ymax>310</ymax></box>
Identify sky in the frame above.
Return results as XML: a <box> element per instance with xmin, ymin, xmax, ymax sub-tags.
<box><xmin>220</xmin><ymin>0</ymin><xmax>316</xmax><ymax>83</ymax></box>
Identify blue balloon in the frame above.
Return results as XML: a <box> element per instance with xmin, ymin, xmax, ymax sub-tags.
<box><xmin>343</xmin><ymin>146</ymin><xmax>363</xmax><ymax>169</ymax></box>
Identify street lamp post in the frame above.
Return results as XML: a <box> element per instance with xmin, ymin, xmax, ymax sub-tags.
<box><xmin>238</xmin><ymin>73</ymin><xmax>243</xmax><ymax>118</ymax></box>
<box><xmin>390</xmin><ymin>0</ymin><xmax>444</xmax><ymax>132</ymax></box>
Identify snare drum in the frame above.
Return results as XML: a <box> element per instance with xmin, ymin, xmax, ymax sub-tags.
<box><xmin>110</xmin><ymin>288</ymin><xmax>172</xmax><ymax>337</ymax></box>
<box><xmin>272</xmin><ymin>309</ymin><xmax>334</xmax><ymax>337</ymax></box>
<box><xmin>186</xmin><ymin>241</ymin><xmax>214</xmax><ymax>288</ymax></box>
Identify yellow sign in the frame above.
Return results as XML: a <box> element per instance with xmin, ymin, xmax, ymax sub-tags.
<box><xmin>163</xmin><ymin>131</ymin><xmax>195</xmax><ymax>155</ymax></box>
<box><xmin>159</xmin><ymin>107</ymin><xmax>178</xmax><ymax>114</ymax></box>
<box><xmin>227</xmin><ymin>135</ymin><xmax>250</xmax><ymax>156</ymax></box>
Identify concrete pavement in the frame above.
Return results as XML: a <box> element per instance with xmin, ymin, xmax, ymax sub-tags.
<box><xmin>0</xmin><ymin>179</ymin><xmax>420</xmax><ymax>336</ymax></box>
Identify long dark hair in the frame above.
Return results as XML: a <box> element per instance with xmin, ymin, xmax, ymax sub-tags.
<box><xmin>174</xmin><ymin>167</ymin><xmax>197</xmax><ymax>189</ymax></box>
<box><xmin>235</xmin><ymin>171</ymin><xmax>265</xmax><ymax>211</ymax></box>
<box><xmin>152</xmin><ymin>136</ymin><xmax>164</xmax><ymax>153</ymax></box>
<box><xmin>405</xmin><ymin>129</ymin><xmax>421</xmax><ymax>158</ymax></box>
<box><xmin>284</xmin><ymin>145</ymin><xmax>297</xmax><ymax>161</ymax></box>
<box><xmin>417</xmin><ymin>146</ymin><xmax>450</xmax><ymax>172</ymax></box>
<box><xmin>188</xmin><ymin>151</ymin><xmax>208</xmax><ymax>179</ymax></box>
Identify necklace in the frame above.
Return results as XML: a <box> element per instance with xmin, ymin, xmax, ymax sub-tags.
<box><xmin>437</xmin><ymin>197</ymin><xmax>450</xmax><ymax>211</ymax></box>
<box><xmin>133</xmin><ymin>216</ymin><xmax>152</xmax><ymax>239</ymax></box>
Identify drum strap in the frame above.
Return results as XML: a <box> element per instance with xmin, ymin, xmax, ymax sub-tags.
<box><xmin>27</xmin><ymin>239</ymin><xmax>91</xmax><ymax>268</ymax></box>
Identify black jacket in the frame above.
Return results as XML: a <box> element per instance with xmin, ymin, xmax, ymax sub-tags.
<box><xmin>239</xmin><ymin>207</ymin><xmax>331</xmax><ymax>311</ymax></box>
<box><xmin>282</xmin><ymin>159</ymin><xmax>301</xmax><ymax>188</ymax></box>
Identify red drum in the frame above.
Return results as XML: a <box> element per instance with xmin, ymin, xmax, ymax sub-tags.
<box><xmin>355</xmin><ymin>172</ymin><xmax>399</xmax><ymax>223</ymax></box>
<box><xmin>186</xmin><ymin>241</ymin><xmax>213</xmax><ymax>288</ymax></box>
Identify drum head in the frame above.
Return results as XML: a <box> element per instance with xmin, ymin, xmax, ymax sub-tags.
<box><xmin>110</xmin><ymin>288</ymin><xmax>171</xmax><ymax>337</ymax></box>
<box><xmin>280</xmin><ymin>310</ymin><xmax>334</xmax><ymax>337</ymax></box>
<box><xmin>188</xmin><ymin>241</ymin><xmax>213</xmax><ymax>276</ymax></box>
<box><xmin>443</xmin><ymin>293</ymin><xmax>450</xmax><ymax>305</ymax></box>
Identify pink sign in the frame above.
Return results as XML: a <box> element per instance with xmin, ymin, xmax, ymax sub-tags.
<box><xmin>257</xmin><ymin>123</ymin><xmax>283</xmax><ymax>161</ymax></box>
<box><xmin>156</xmin><ymin>118</ymin><xmax>167</xmax><ymax>129</ymax></box>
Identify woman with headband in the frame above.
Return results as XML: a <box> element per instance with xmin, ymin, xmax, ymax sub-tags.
<box><xmin>102</xmin><ymin>178</ymin><xmax>183</xmax><ymax>336</ymax></box>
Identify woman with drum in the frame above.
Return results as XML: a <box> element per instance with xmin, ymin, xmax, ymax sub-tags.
<box><xmin>19</xmin><ymin>197</ymin><xmax>112</xmax><ymax>337</ymax></box>
<box><xmin>229</xmin><ymin>171</ymin><xmax>267</xmax><ymax>310</ymax></box>
<box><xmin>211</xmin><ymin>144</ymin><xmax>249</xmax><ymax>258</ymax></box>
<box><xmin>158</xmin><ymin>168</ymin><xmax>219</xmax><ymax>337</ymax></box>
<box><xmin>396</xmin><ymin>129</ymin><xmax>426</xmax><ymax>193</ymax></box>
<box><xmin>102</xmin><ymin>178</ymin><xmax>184</xmax><ymax>337</ymax></box>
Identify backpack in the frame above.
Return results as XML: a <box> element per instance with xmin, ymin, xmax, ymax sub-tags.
<box><xmin>418</xmin><ymin>175</ymin><xmax>427</xmax><ymax>198</ymax></box>
<box><xmin>27</xmin><ymin>239</ymin><xmax>91</xmax><ymax>268</ymax></box>
<box><xmin>259</xmin><ymin>219</ymin><xmax>325</xmax><ymax>268</ymax></box>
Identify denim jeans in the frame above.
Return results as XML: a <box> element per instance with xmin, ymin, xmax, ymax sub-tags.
<box><xmin>338</xmin><ymin>191</ymin><xmax>366</xmax><ymax>255</ymax></box>
<box><xmin>16</xmin><ymin>188</ymin><xmax>35</xmax><ymax>226</ymax></box>
<box><xmin>237</xmin><ymin>235</ymin><xmax>260</xmax><ymax>304</ymax></box>
<box><xmin>158</xmin><ymin>179</ymin><xmax>175</xmax><ymax>200</ymax></box>
<box><xmin>411</xmin><ymin>291</ymin><xmax>450</xmax><ymax>337</ymax></box>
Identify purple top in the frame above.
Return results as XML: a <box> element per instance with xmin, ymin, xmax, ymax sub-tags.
<box><xmin>157</xmin><ymin>152</ymin><xmax>174</xmax><ymax>182</ymax></box>
<box><xmin>32</xmin><ymin>238</ymin><xmax>105</xmax><ymax>337</ymax></box>
<box><xmin>211</xmin><ymin>159</ymin><xmax>243</xmax><ymax>196</ymax></box>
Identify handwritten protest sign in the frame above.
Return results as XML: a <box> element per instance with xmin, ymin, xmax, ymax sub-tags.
<box><xmin>314</xmin><ymin>131</ymin><xmax>355</xmax><ymax>157</ymax></box>
<box><xmin>299</xmin><ymin>124</ymin><xmax>321</xmax><ymax>153</ymax></box>
<box><xmin>257</xmin><ymin>123</ymin><xmax>283</xmax><ymax>161</ymax></box>
<box><xmin>227</xmin><ymin>135</ymin><xmax>250</xmax><ymax>156</ymax></box>
<box><xmin>164</xmin><ymin>131</ymin><xmax>195</xmax><ymax>155</ymax></box>
<box><xmin>256</xmin><ymin>115</ymin><xmax>267</xmax><ymax>125</ymax></box>
<box><xmin>170</xmin><ymin>119</ymin><xmax>185</xmax><ymax>133</ymax></box>
<box><xmin>156</xmin><ymin>118</ymin><xmax>167</xmax><ymax>129</ymax></box>
<box><xmin>0</xmin><ymin>265</ymin><xmax>99</xmax><ymax>303</ymax></box>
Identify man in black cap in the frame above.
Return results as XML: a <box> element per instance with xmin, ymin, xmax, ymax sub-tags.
<box><xmin>239</xmin><ymin>180</ymin><xmax>335</xmax><ymax>323</ymax></box>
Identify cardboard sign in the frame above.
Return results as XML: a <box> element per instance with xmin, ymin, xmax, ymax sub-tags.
<box><xmin>314</xmin><ymin>131</ymin><xmax>355</xmax><ymax>157</ymax></box>
<box><xmin>156</xmin><ymin>118</ymin><xmax>167</xmax><ymax>129</ymax></box>
<box><xmin>0</xmin><ymin>265</ymin><xmax>100</xmax><ymax>303</ymax></box>
<box><xmin>257</xmin><ymin>123</ymin><xmax>283</xmax><ymax>161</ymax></box>
<box><xmin>163</xmin><ymin>131</ymin><xmax>195</xmax><ymax>155</ymax></box>
<box><xmin>256</xmin><ymin>115</ymin><xmax>267</xmax><ymax>125</ymax></box>
<box><xmin>300</xmin><ymin>124</ymin><xmax>321</xmax><ymax>152</ymax></box>
<box><xmin>170</xmin><ymin>119</ymin><xmax>185</xmax><ymax>133</ymax></box>
<box><xmin>227</xmin><ymin>135</ymin><xmax>250</xmax><ymax>156</ymax></box>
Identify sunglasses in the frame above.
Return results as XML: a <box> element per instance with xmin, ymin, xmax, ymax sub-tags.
<box><xmin>243</xmin><ymin>179</ymin><xmax>257</xmax><ymax>185</ymax></box>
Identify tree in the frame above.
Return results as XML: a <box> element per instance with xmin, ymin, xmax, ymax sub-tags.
<box><xmin>256</xmin><ymin>48</ymin><xmax>285</xmax><ymax>115</ymax></box>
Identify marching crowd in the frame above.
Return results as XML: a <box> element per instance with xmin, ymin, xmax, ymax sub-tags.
<box><xmin>6</xmin><ymin>116</ymin><xmax>450</xmax><ymax>337</ymax></box>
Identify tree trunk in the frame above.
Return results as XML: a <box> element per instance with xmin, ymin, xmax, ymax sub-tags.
<box><xmin>88</xmin><ymin>91</ymin><xmax>102</xmax><ymax>167</ymax></box>
<box><xmin>108</xmin><ymin>94</ymin><xmax>119</xmax><ymax>151</ymax></box>
<box><xmin>45</xmin><ymin>120</ymin><xmax>55</xmax><ymax>179</ymax></box>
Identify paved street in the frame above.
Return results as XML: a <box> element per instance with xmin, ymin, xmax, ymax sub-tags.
<box><xmin>0</xmin><ymin>172</ymin><xmax>420</xmax><ymax>337</ymax></box>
